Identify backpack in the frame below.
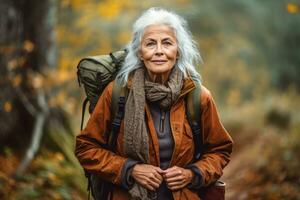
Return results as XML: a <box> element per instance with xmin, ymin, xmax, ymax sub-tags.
<box><xmin>77</xmin><ymin>50</ymin><xmax>220</xmax><ymax>200</ymax></box>
<box><xmin>77</xmin><ymin>50</ymin><xmax>129</xmax><ymax>200</ymax></box>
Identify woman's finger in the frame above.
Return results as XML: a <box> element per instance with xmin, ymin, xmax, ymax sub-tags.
<box><xmin>149</xmin><ymin>172</ymin><xmax>161</xmax><ymax>184</ymax></box>
<box><xmin>164</xmin><ymin>168</ymin><xmax>182</xmax><ymax>179</ymax></box>
<box><xmin>162</xmin><ymin>166</ymin><xmax>178</xmax><ymax>174</ymax></box>
<box><xmin>144</xmin><ymin>183</ymin><xmax>155</xmax><ymax>191</ymax></box>
<box><xmin>167</xmin><ymin>179</ymin><xmax>185</xmax><ymax>187</ymax></box>
<box><xmin>165</xmin><ymin>175</ymin><xmax>183</xmax><ymax>183</ymax></box>
<box><xmin>136</xmin><ymin>176</ymin><xmax>156</xmax><ymax>191</ymax></box>
<box><xmin>153</xmin><ymin>171</ymin><xmax>163</xmax><ymax>182</ymax></box>
<box><xmin>132</xmin><ymin>164</ymin><xmax>164</xmax><ymax>190</ymax></box>
<box><xmin>146</xmin><ymin>176</ymin><xmax>161</xmax><ymax>189</ymax></box>
<box><xmin>154</xmin><ymin>167</ymin><xmax>164</xmax><ymax>174</ymax></box>
<box><xmin>168</xmin><ymin>184</ymin><xmax>184</xmax><ymax>191</ymax></box>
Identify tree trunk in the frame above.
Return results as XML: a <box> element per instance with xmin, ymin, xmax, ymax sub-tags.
<box><xmin>0</xmin><ymin>0</ymin><xmax>56</xmax><ymax>151</ymax></box>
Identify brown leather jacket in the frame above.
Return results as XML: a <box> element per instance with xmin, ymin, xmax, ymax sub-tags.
<box><xmin>75</xmin><ymin>77</ymin><xmax>233</xmax><ymax>200</ymax></box>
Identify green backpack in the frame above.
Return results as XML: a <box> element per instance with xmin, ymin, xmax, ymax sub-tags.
<box><xmin>76</xmin><ymin>50</ymin><xmax>202</xmax><ymax>200</ymax></box>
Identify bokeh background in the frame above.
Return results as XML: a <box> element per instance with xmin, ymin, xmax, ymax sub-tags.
<box><xmin>1</xmin><ymin>0</ymin><xmax>300</xmax><ymax>199</ymax></box>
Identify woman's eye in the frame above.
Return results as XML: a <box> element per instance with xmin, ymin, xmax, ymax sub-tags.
<box><xmin>145</xmin><ymin>42</ymin><xmax>155</xmax><ymax>47</ymax></box>
<box><xmin>163</xmin><ymin>41</ymin><xmax>172</xmax><ymax>46</ymax></box>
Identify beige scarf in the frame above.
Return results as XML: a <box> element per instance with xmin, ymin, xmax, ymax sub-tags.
<box><xmin>124</xmin><ymin>66</ymin><xmax>183</xmax><ymax>200</ymax></box>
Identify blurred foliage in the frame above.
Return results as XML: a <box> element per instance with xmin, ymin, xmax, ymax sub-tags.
<box><xmin>222</xmin><ymin>89</ymin><xmax>300</xmax><ymax>199</ymax></box>
<box><xmin>265</xmin><ymin>108</ymin><xmax>291</xmax><ymax>129</ymax></box>
<box><xmin>54</xmin><ymin>0</ymin><xmax>300</xmax><ymax>102</ymax></box>
<box><xmin>0</xmin><ymin>150</ymin><xmax>83</xmax><ymax>199</ymax></box>
<box><xmin>1</xmin><ymin>0</ymin><xmax>300</xmax><ymax>199</ymax></box>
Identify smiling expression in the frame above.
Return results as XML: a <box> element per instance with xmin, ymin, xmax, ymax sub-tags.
<box><xmin>139</xmin><ymin>25</ymin><xmax>178</xmax><ymax>81</ymax></box>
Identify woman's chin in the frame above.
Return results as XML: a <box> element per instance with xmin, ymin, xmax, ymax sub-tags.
<box><xmin>148</xmin><ymin>67</ymin><xmax>174</xmax><ymax>75</ymax></box>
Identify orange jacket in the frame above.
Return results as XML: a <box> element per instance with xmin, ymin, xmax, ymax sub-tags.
<box><xmin>75</xmin><ymin>77</ymin><xmax>233</xmax><ymax>200</ymax></box>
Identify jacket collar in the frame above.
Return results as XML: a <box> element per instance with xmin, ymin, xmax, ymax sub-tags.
<box><xmin>179</xmin><ymin>77</ymin><xmax>196</xmax><ymax>98</ymax></box>
<box><xmin>126</xmin><ymin>74</ymin><xmax>196</xmax><ymax>97</ymax></box>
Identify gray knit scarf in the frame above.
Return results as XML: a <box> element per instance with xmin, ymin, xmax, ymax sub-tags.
<box><xmin>124</xmin><ymin>66</ymin><xmax>183</xmax><ymax>200</ymax></box>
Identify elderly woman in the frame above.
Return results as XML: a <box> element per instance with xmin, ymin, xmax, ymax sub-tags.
<box><xmin>75</xmin><ymin>7</ymin><xmax>233</xmax><ymax>200</ymax></box>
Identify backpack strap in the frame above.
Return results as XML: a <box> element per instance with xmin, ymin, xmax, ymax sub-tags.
<box><xmin>80</xmin><ymin>97</ymin><xmax>89</xmax><ymax>131</ymax></box>
<box><xmin>185</xmin><ymin>79</ymin><xmax>202</xmax><ymax>161</ymax></box>
<box><xmin>87</xmin><ymin>82</ymin><xmax>127</xmax><ymax>200</ymax></box>
<box><xmin>87</xmin><ymin>81</ymin><xmax>126</xmax><ymax>200</ymax></box>
<box><xmin>108</xmin><ymin>81</ymin><xmax>127</xmax><ymax>149</ymax></box>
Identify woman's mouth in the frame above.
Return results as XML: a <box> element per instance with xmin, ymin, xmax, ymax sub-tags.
<box><xmin>152</xmin><ymin>60</ymin><xmax>167</xmax><ymax>65</ymax></box>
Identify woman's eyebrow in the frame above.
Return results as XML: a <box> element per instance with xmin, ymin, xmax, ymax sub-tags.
<box><xmin>143</xmin><ymin>38</ymin><xmax>156</xmax><ymax>42</ymax></box>
<box><xmin>144</xmin><ymin>37</ymin><xmax>174</xmax><ymax>42</ymax></box>
<box><xmin>162</xmin><ymin>38</ymin><xmax>175</xmax><ymax>42</ymax></box>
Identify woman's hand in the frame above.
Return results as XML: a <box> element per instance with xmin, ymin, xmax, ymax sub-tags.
<box><xmin>131</xmin><ymin>164</ymin><xmax>164</xmax><ymax>191</ymax></box>
<box><xmin>162</xmin><ymin>166</ymin><xmax>194</xmax><ymax>191</ymax></box>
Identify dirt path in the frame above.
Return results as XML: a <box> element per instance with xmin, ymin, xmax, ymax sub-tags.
<box><xmin>222</xmin><ymin>133</ymin><xmax>265</xmax><ymax>200</ymax></box>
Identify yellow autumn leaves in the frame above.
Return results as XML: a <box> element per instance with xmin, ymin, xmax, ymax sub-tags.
<box><xmin>3</xmin><ymin>101</ymin><xmax>12</xmax><ymax>113</ymax></box>
<box><xmin>286</xmin><ymin>3</ymin><xmax>299</xmax><ymax>14</ymax></box>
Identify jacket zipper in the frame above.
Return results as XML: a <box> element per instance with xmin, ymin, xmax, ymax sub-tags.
<box><xmin>159</xmin><ymin>109</ymin><xmax>166</xmax><ymax>133</ymax></box>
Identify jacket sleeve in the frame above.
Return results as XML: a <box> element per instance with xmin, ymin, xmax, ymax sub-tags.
<box><xmin>192</xmin><ymin>86</ymin><xmax>233</xmax><ymax>187</ymax></box>
<box><xmin>74</xmin><ymin>82</ymin><xmax>128</xmax><ymax>185</ymax></box>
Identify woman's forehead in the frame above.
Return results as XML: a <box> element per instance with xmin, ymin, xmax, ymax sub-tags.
<box><xmin>142</xmin><ymin>25</ymin><xmax>176</xmax><ymax>40</ymax></box>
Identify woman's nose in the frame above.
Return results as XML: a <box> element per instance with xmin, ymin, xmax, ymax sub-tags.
<box><xmin>155</xmin><ymin>43</ymin><xmax>164</xmax><ymax>56</ymax></box>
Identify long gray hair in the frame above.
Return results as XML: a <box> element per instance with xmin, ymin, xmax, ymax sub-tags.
<box><xmin>116</xmin><ymin>7</ymin><xmax>202</xmax><ymax>85</ymax></box>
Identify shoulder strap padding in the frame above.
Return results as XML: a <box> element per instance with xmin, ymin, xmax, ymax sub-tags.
<box><xmin>108</xmin><ymin>81</ymin><xmax>127</xmax><ymax>149</ymax></box>
<box><xmin>186</xmin><ymin>78</ymin><xmax>202</xmax><ymax>160</ymax></box>
<box><xmin>187</xmin><ymin>79</ymin><xmax>201</xmax><ymax>125</ymax></box>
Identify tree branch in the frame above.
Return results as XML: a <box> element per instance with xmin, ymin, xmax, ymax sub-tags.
<box><xmin>15</xmin><ymin>89</ymin><xmax>49</xmax><ymax>176</ymax></box>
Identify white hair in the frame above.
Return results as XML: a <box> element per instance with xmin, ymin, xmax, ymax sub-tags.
<box><xmin>116</xmin><ymin>7</ymin><xmax>202</xmax><ymax>85</ymax></box>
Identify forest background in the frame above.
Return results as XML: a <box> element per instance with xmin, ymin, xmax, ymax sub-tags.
<box><xmin>0</xmin><ymin>0</ymin><xmax>300</xmax><ymax>199</ymax></box>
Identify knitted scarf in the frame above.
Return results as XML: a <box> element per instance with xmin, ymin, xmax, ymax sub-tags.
<box><xmin>124</xmin><ymin>66</ymin><xmax>183</xmax><ymax>200</ymax></box>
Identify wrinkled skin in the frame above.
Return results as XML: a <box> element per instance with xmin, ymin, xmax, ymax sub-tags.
<box><xmin>132</xmin><ymin>24</ymin><xmax>194</xmax><ymax>191</ymax></box>
<box><xmin>139</xmin><ymin>24</ymin><xmax>178</xmax><ymax>84</ymax></box>
<box><xmin>132</xmin><ymin>164</ymin><xmax>193</xmax><ymax>191</ymax></box>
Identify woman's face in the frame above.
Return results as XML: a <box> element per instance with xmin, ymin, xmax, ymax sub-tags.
<box><xmin>139</xmin><ymin>25</ymin><xmax>178</xmax><ymax>80</ymax></box>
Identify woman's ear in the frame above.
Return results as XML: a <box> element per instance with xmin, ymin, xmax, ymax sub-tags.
<box><xmin>138</xmin><ymin>51</ymin><xmax>143</xmax><ymax>61</ymax></box>
<box><xmin>176</xmin><ymin>51</ymin><xmax>180</xmax><ymax>59</ymax></box>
